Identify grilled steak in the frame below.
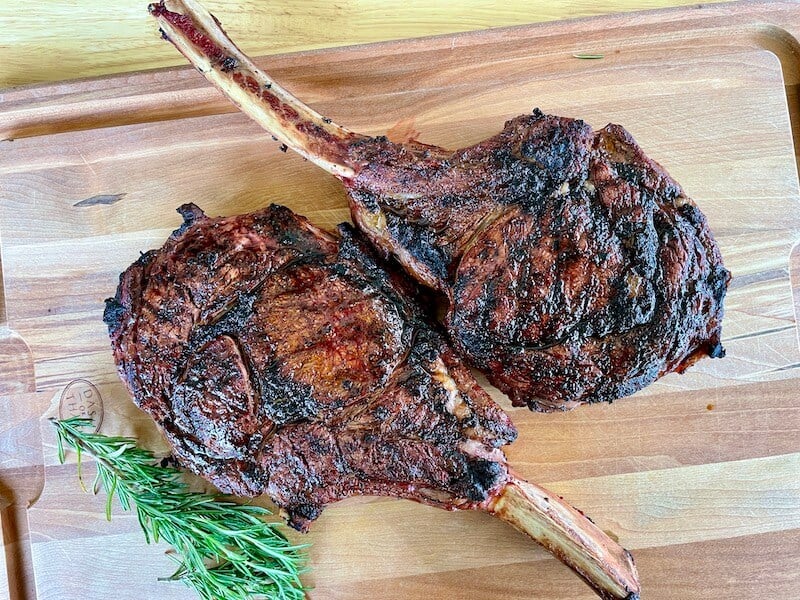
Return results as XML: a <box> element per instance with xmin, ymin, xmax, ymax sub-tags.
<box><xmin>104</xmin><ymin>203</ymin><xmax>516</xmax><ymax>527</ymax></box>
<box><xmin>151</xmin><ymin>0</ymin><xmax>730</xmax><ymax>412</ymax></box>
<box><xmin>105</xmin><ymin>203</ymin><xmax>639</xmax><ymax>599</ymax></box>
<box><xmin>348</xmin><ymin>117</ymin><xmax>730</xmax><ymax>411</ymax></box>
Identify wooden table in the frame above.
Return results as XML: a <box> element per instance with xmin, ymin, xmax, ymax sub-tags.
<box><xmin>1</xmin><ymin>1</ymin><xmax>729</xmax><ymax>87</ymax></box>
<box><xmin>2</xmin><ymin>1</ymin><xmax>799</xmax><ymax>600</ymax></box>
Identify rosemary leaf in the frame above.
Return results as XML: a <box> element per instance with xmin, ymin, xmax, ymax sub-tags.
<box><xmin>51</xmin><ymin>417</ymin><xmax>307</xmax><ymax>600</ymax></box>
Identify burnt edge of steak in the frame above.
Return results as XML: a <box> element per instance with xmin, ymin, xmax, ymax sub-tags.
<box><xmin>105</xmin><ymin>203</ymin><xmax>517</xmax><ymax>531</ymax></box>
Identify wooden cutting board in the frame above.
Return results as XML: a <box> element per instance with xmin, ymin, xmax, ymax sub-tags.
<box><xmin>2</xmin><ymin>1</ymin><xmax>800</xmax><ymax>598</ymax></box>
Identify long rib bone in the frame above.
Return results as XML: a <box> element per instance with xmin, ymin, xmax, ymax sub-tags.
<box><xmin>487</xmin><ymin>477</ymin><xmax>639</xmax><ymax>600</ymax></box>
<box><xmin>150</xmin><ymin>0</ymin><xmax>363</xmax><ymax>179</ymax></box>
<box><xmin>149</xmin><ymin>3</ymin><xmax>641</xmax><ymax>598</ymax></box>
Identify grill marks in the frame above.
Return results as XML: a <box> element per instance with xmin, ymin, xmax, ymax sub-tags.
<box><xmin>345</xmin><ymin>112</ymin><xmax>730</xmax><ymax>412</ymax></box>
<box><xmin>105</xmin><ymin>203</ymin><xmax>516</xmax><ymax>530</ymax></box>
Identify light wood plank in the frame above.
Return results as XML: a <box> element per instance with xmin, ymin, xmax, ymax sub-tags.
<box><xmin>0</xmin><ymin>1</ymin><xmax>731</xmax><ymax>88</ymax></box>
<box><xmin>26</xmin><ymin>453</ymin><xmax>800</xmax><ymax>597</ymax></box>
<box><xmin>311</xmin><ymin>529</ymin><xmax>800</xmax><ymax>599</ymax></box>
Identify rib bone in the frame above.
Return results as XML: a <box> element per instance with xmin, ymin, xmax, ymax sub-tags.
<box><xmin>487</xmin><ymin>477</ymin><xmax>640</xmax><ymax>600</ymax></box>
<box><xmin>150</xmin><ymin>0</ymin><xmax>363</xmax><ymax>178</ymax></box>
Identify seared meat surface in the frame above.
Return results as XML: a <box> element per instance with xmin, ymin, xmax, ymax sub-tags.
<box><xmin>105</xmin><ymin>202</ymin><xmax>640</xmax><ymax>598</ymax></box>
<box><xmin>347</xmin><ymin>117</ymin><xmax>729</xmax><ymax>410</ymax></box>
<box><xmin>105</xmin><ymin>204</ymin><xmax>516</xmax><ymax>530</ymax></box>
<box><xmin>152</xmin><ymin>0</ymin><xmax>730</xmax><ymax>411</ymax></box>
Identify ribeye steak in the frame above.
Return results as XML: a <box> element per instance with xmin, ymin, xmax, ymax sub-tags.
<box><xmin>151</xmin><ymin>0</ymin><xmax>731</xmax><ymax>412</ymax></box>
<box><xmin>105</xmin><ymin>203</ymin><xmax>639</xmax><ymax>599</ymax></box>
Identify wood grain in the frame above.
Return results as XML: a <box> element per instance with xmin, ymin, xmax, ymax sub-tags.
<box><xmin>315</xmin><ymin>529</ymin><xmax>800</xmax><ymax>599</ymax></box>
<box><xmin>0</xmin><ymin>0</ymin><xmax>730</xmax><ymax>88</ymax></box>
<box><xmin>1</xmin><ymin>2</ymin><xmax>800</xmax><ymax>599</ymax></box>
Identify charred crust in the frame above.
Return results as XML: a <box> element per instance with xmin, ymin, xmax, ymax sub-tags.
<box><xmin>147</xmin><ymin>2</ymin><xmax>164</xmax><ymax>16</ymax></box>
<box><xmin>286</xmin><ymin>504</ymin><xmax>322</xmax><ymax>531</ymax></box>
<box><xmin>427</xmin><ymin>114</ymin><xmax>731</xmax><ymax>410</ymax></box>
<box><xmin>107</xmin><ymin>204</ymin><xmax>513</xmax><ymax>527</ymax></box>
<box><xmin>708</xmin><ymin>341</ymin><xmax>725</xmax><ymax>359</ymax></box>
<box><xmin>336</xmin><ymin>222</ymin><xmax>420</xmax><ymax>318</ymax></box>
<box><xmin>173</xmin><ymin>203</ymin><xmax>206</xmax><ymax>237</ymax></box>
<box><xmin>258</xmin><ymin>362</ymin><xmax>320</xmax><ymax>424</ymax></box>
<box><xmin>382</xmin><ymin>210</ymin><xmax>451</xmax><ymax>284</ymax></box>
<box><xmin>177</xmin><ymin>202</ymin><xmax>205</xmax><ymax>222</ymax></box>
<box><xmin>102</xmin><ymin>297</ymin><xmax>126</xmax><ymax>334</ymax></box>
<box><xmin>461</xmin><ymin>458</ymin><xmax>504</xmax><ymax>501</ymax></box>
<box><xmin>219</xmin><ymin>56</ymin><xmax>239</xmax><ymax>72</ymax></box>
<box><xmin>612</xmin><ymin>161</ymin><xmax>644</xmax><ymax>185</ymax></box>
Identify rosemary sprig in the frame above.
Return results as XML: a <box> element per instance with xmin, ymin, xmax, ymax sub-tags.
<box><xmin>51</xmin><ymin>417</ymin><xmax>307</xmax><ymax>600</ymax></box>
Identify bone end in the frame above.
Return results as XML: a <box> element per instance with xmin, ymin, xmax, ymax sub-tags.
<box><xmin>487</xmin><ymin>477</ymin><xmax>640</xmax><ymax>600</ymax></box>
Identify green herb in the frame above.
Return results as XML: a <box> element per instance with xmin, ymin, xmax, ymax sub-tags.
<box><xmin>572</xmin><ymin>53</ymin><xmax>604</xmax><ymax>59</ymax></box>
<box><xmin>51</xmin><ymin>417</ymin><xmax>307</xmax><ymax>600</ymax></box>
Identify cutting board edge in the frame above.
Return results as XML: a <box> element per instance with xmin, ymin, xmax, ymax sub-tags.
<box><xmin>2</xmin><ymin>1</ymin><xmax>800</xmax><ymax>141</ymax></box>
